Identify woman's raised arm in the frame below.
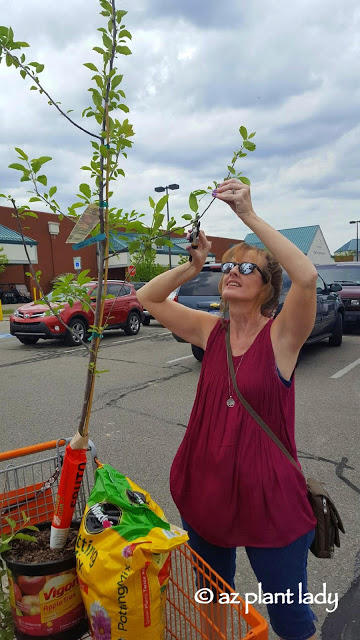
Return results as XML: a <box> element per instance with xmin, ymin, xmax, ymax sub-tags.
<box><xmin>215</xmin><ymin>179</ymin><xmax>317</xmax><ymax>355</ymax></box>
<box><xmin>136</xmin><ymin>231</ymin><xmax>219</xmax><ymax>349</ymax></box>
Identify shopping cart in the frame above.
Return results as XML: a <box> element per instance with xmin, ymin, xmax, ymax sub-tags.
<box><xmin>0</xmin><ymin>439</ymin><xmax>268</xmax><ymax>640</ymax></box>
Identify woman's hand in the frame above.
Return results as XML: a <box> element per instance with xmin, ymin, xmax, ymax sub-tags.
<box><xmin>185</xmin><ymin>229</ymin><xmax>212</xmax><ymax>270</ymax></box>
<box><xmin>213</xmin><ymin>178</ymin><xmax>256</xmax><ymax>223</ymax></box>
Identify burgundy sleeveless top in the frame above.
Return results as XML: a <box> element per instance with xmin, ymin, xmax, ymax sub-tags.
<box><xmin>170</xmin><ymin>318</ymin><xmax>316</xmax><ymax>548</ymax></box>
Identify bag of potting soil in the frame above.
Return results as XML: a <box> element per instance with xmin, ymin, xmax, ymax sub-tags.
<box><xmin>76</xmin><ymin>463</ymin><xmax>188</xmax><ymax>639</ymax></box>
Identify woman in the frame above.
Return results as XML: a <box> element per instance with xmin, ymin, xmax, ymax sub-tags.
<box><xmin>137</xmin><ymin>178</ymin><xmax>318</xmax><ymax>640</ymax></box>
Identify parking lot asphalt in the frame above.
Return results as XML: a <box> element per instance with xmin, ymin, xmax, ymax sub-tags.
<box><xmin>0</xmin><ymin>320</ymin><xmax>359</xmax><ymax>640</ymax></box>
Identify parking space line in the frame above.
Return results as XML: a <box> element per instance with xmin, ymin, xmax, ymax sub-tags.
<box><xmin>112</xmin><ymin>331</ymin><xmax>171</xmax><ymax>345</ymax></box>
<box><xmin>62</xmin><ymin>331</ymin><xmax>172</xmax><ymax>353</ymax></box>
<box><xmin>331</xmin><ymin>358</ymin><xmax>360</xmax><ymax>379</ymax></box>
<box><xmin>167</xmin><ymin>355</ymin><xmax>194</xmax><ymax>364</ymax></box>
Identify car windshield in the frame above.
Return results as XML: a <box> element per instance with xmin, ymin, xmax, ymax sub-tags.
<box><xmin>179</xmin><ymin>271</ymin><xmax>222</xmax><ymax>296</ymax></box>
<box><xmin>132</xmin><ymin>282</ymin><xmax>147</xmax><ymax>291</ymax></box>
<box><xmin>317</xmin><ymin>265</ymin><xmax>360</xmax><ymax>285</ymax></box>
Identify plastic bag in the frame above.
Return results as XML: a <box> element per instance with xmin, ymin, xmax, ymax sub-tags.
<box><xmin>76</xmin><ymin>463</ymin><xmax>188</xmax><ymax>639</ymax></box>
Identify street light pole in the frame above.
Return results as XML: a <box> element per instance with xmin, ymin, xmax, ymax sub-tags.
<box><xmin>349</xmin><ymin>220</ymin><xmax>360</xmax><ymax>261</ymax></box>
<box><xmin>165</xmin><ymin>186</ymin><xmax>171</xmax><ymax>269</ymax></box>
<box><xmin>154</xmin><ymin>183</ymin><xmax>179</xmax><ymax>270</ymax></box>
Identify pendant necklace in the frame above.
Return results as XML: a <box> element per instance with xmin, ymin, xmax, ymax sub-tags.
<box><xmin>226</xmin><ymin>350</ymin><xmax>245</xmax><ymax>408</ymax></box>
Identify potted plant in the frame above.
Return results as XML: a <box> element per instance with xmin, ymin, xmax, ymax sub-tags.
<box><xmin>1</xmin><ymin>517</ymin><xmax>89</xmax><ymax>640</ymax></box>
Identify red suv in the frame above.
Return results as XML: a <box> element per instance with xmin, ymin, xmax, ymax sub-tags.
<box><xmin>10</xmin><ymin>281</ymin><xmax>144</xmax><ymax>346</ymax></box>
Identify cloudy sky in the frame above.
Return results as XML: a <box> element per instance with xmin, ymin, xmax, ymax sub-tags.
<box><xmin>1</xmin><ymin>0</ymin><xmax>359</xmax><ymax>254</ymax></box>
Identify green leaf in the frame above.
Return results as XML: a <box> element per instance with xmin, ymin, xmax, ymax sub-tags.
<box><xmin>102</xmin><ymin>33</ymin><xmax>113</xmax><ymax>50</ymax></box>
<box><xmin>79</xmin><ymin>183</ymin><xmax>91</xmax><ymax>198</ymax></box>
<box><xmin>5</xmin><ymin>517</ymin><xmax>16</xmax><ymax>530</ymax></box>
<box><xmin>93</xmin><ymin>46</ymin><xmax>105</xmax><ymax>55</ymax></box>
<box><xmin>15</xmin><ymin>147</ymin><xmax>28</xmax><ymax>160</ymax></box>
<box><xmin>111</xmin><ymin>75</ymin><xmax>122</xmax><ymax>90</ymax></box>
<box><xmin>76</xmin><ymin>269</ymin><xmax>91</xmax><ymax>286</ymax></box>
<box><xmin>23</xmin><ymin>210</ymin><xmax>38</xmax><ymax>217</ymax></box>
<box><xmin>38</xmin><ymin>155</ymin><xmax>52</xmax><ymax>166</ymax></box>
<box><xmin>100</xmin><ymin>144</ymin><xmax>110</xmax><ymax>158</ymax></box>
<box><xmin>117</xmin><ymin>9</ymin><xmax>127</xmax><ymax>20</ymax></box>
<box><xmin>227</xmin><ymin>165</ymin><xmax>235</xmax><ymax>175</ymax></box>
<box><xmin>37</xmin><ymin>175</ymin><xmax>47</xmax><ymax>186</ymax></box>
<box><xmin>153</xmin><ymin>213</ymin><xmax>164</xmax><ymax>232</ymax></box>
<box><xmin>37</xmin><ymin>63</ymin><xmax>44</xmax><ymax>73</ymax></box>
<box><xmin>155</xmin><ymin>194</ymin><xmax>168</xmax><ymax>214</ymax></box>
<box><xmin>0</xmin><ymin>26</ymin><xmax>9</xmax><ymax>37</ymax></box>
<box><xmin>119</xmin><ymin>29</ymin><xmax>132</xmax><ymax>40</ymax></box>
<box><xmin>189</xmin><ymin>192</ymin><xmax>198</xmax><ymax>213</ymax></box>
<box><xmin>28</xmin><ymin>197</ymin><xmax>42</xmax><ymax>202</ymax></box>
<box><xmin>8</xmin><ymin>163</ymin><xmax>26</xmax><ymax>171</ymax></box>
<box><xmin>243</xmin><ymin>141</ymin><xmax>256</xmax><ymax>151</ymax></box>
<box><xmin>119</xmin><ymin>103</ymin><xmax>129</xmax><ymax>112</ymax></box>
<box><xmin>239</xmin><ymin>176</ymin><xmax>251</xmax><ymax>186</ymax></box>
<box><xmin>182</xmin><ymin>214</ymin><xmax>193</xmax><ymax>220</ymax></box>
<box><xmin>84</xmin><ymin>62</ymin><xmax>98</xmax><ymax>72</ymax></box>
<box><xmin>30</xmin><ymin>85</ymin><xmax>38</xmax><ymax>90</ymax></box>
<box><xmin>14</xmin><ymin>533</ymin><xmax>38</xmax><ymax>543</ymax></box>
<box><xmin>20</xmin><ymin>69</ymin><xmax>26</xmax><ymax>80</ymax></box>
<box><xmin>248</xmin><ymin>132</ymin><xmax>256</xmax><ymax>138</ymax></box>
<box><xmin>90</xmin><ymin>89</ymin><xmax>102</xmax><ymax>108</ymax></box>
<box><xmin>23</xmin><ymin>525</ymin><xmax>39</xmax><ymax>532</ymax></box>
<box><xmin>116</xmin><ymin>45</ymin><xmax>132</xmax><ymax>55</ymax></box>
<box><xmin>149</xmin><ymin>196</ymin><xmax>155</xmax><ymax>209</ymax></box>
<box><xmin>239</xmin><ymin>126</ymin><xmax>248</xmax><ymax>139</ymax></box>
<box><xmin>92</xmin><ymin>74</ymin><xmax>103</xmax><ymax>90</ymax></box>
<box><xmin>5</xmin><ymin>53</ymin><xmax>12</xmax><ymax>67</ymax></box>
<box><xmin>49</xmin><ymin>186</ymin><xmax>57</xmax><ymax>197</ymax></box>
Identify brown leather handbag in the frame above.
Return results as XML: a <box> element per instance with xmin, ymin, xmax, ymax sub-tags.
<box><xmin>226</xmin><ymin>328</ymin><xmax>345</xmax><ymax>558</ymax></box>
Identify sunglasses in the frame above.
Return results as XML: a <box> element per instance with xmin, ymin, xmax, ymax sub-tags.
<box><xmin>221</xmin><ymin>262</ymin><xmax>268</xmax><ymax>284</ymax></box>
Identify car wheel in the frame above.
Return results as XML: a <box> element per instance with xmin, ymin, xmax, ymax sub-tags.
<box><xmin>329</xmin><ymin>313</ymin><xmax>343</xmax><ymax>346</ymax></box>
<box><xmin>17</xmin><ymin>337</ymin><xmax>40</xmax><ymax>345</ymax></box>
<box><xmin>64</xmin><ymin>318</ymin><xmax>87</xmax><ymax>346</ymax></box>
<box><xmin>124</xmin><ymin>311</ymin><xmax>141</xmax><ymax>335</ymax></box>
<box><xmin>142</xmin><ymin>316</ymin><xmax>151</xmax><ymax>326</ymax></box>
<box><xmin>191</xmin><ymin>344</ymin><xmax>204</xmax><ymax>361</ymax></box>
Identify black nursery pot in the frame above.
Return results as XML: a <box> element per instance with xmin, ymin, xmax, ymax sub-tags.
<box><xmin>4</xmin><ymin>523</ymin><xmax>88</xmax><ymax>640</ymax></box>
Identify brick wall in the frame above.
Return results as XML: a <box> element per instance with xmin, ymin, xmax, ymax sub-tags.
<box><xmin>0</xmin><ymin>206</ymin><xmax>98</xmax><ymax>294</ymax></box>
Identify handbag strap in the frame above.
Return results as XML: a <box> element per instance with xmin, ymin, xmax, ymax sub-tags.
<box><xmin>225</xmin><ymin>325</ymin><xmax>305</xmax><ymax>481</ymax></box>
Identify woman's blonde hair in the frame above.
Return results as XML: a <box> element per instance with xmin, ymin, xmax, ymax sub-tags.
<box><xmin>218</xmin><ymin>241</ymin><xmax>283</xmax><ymax>318</ymax></box>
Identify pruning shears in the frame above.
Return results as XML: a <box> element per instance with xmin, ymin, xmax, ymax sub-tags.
<box><xmin>187</xmin><ymin>217</ymin><xmax>200</xmax><ymax>263</ymax></box>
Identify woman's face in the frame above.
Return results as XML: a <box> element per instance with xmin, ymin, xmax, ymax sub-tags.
<box><xmin>221</xmin><ymin>254</ymin><xmax>266</xmax><ymax>306</ymax></box>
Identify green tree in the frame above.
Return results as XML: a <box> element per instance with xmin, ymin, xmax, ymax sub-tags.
<box><xmin>177</xmin><ymin>253</ymin><xmax>190</xmax><ymax>265</ymax></box>
<box><xmin>131</xmin><ymin>248</ymin><xmax>168</xmax><ymax>281</ymax></box>
<box><xmin>0</xmin><ymin>247</ymin><xmax>8</xmax><ymax>274</ymax></box>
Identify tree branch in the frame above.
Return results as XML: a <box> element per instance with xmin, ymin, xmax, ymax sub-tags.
<box><xmin>3</xmin><ymin>46</ymin><xmax>102</xmax><ymax>141</ymax></box>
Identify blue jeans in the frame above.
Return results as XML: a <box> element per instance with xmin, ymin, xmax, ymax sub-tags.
<box><xmin>182</xmin><ymin>517</ymin><xmax>317</xmax><ymax>640</ymax></box>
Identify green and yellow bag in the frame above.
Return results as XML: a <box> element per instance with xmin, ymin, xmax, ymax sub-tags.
<box><xmin>76</xmin><ymin>463</ymin><xmax>188</xmax><ymax>639</ymax></box>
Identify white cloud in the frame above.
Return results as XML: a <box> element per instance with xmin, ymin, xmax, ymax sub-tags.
<box><xmin>1</xmin><ymin>0</ymin><xmax>359</xmax><ymax>255</ymax></box>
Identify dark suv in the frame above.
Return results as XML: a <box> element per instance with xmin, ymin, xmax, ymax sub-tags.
<box><xmin>316</xmin><ymin>262</ymin><xmax>360</xmax><ymax>330</ymax></box>
<box><xmin>173</xmin><ymin>264</ymin><xmax>344</xmax><ymax>360</ymax></box>
<box><xmin>10</xmin><ymin>280</ymin><xmax>144</xmax><ymax>346</ymax></box>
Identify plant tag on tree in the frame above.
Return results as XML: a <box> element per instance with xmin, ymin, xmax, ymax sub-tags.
<box><xmin>66</xmin><ymin>204</ymin><xmax>100</xmax><ymax>244</ymax></box>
